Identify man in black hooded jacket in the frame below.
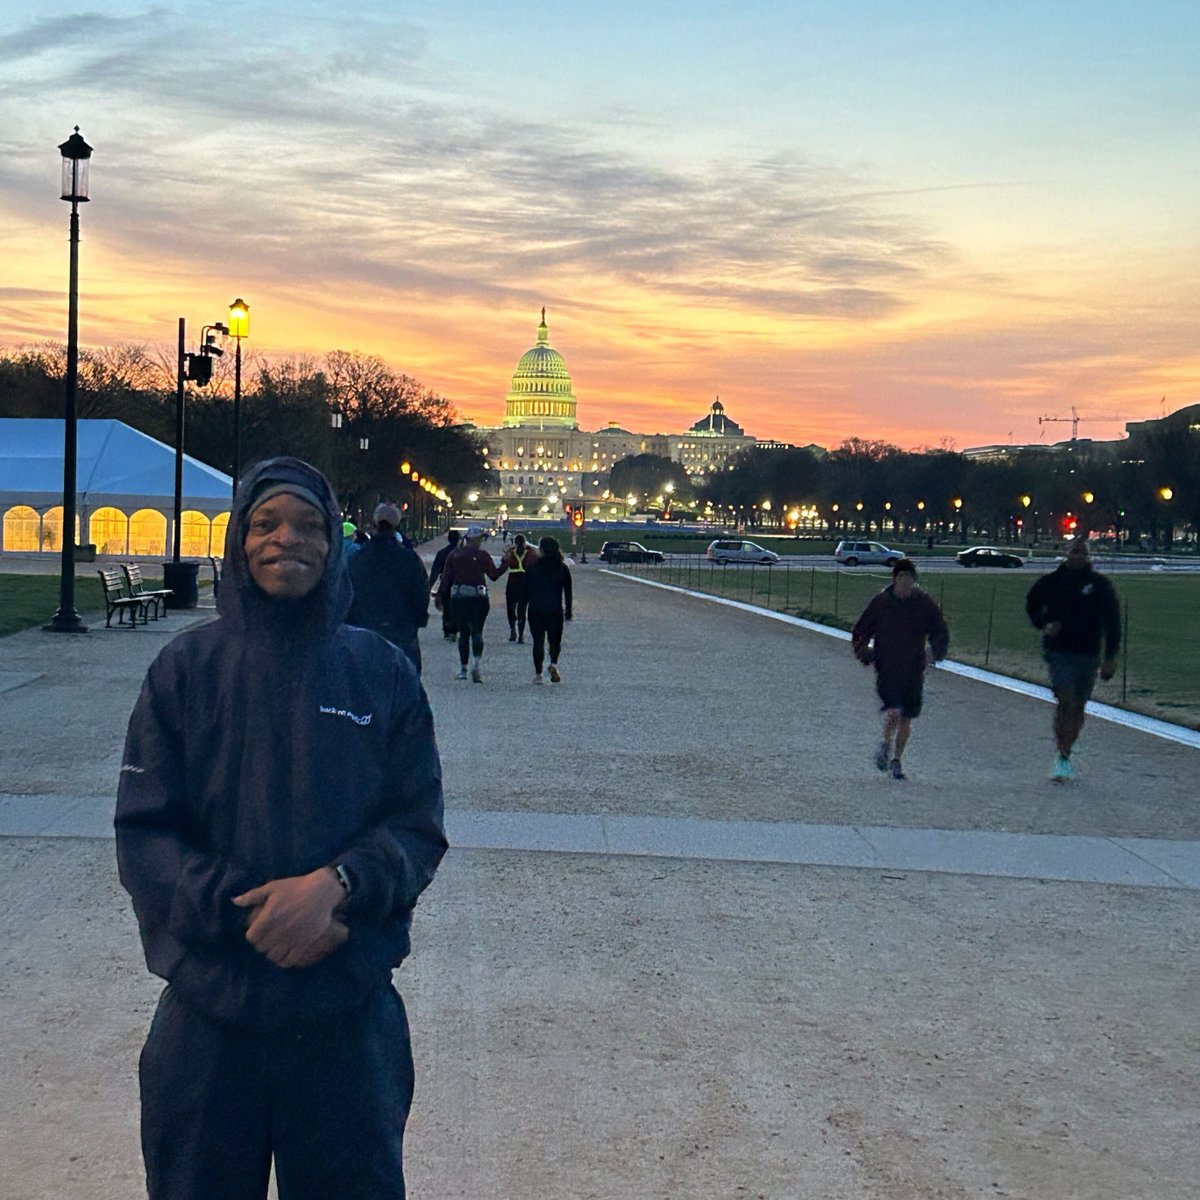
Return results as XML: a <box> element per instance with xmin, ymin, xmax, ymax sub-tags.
<box><xmin>115</xmin><ymin>457</ymin><xmax>446</xmax><ymax>1200</ymax></box>
<box><xmin>347</xmin><ymin>501</ymin><xmax>430</xmax><ymax>671</ymax></box>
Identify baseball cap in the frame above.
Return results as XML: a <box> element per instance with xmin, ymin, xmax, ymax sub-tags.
<box><xmin>465</xmin><ymin>524</ymin><xmax>486</xmax><ymax>539</ymax></box>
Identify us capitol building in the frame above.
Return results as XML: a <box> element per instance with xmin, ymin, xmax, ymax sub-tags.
<box><xmin>466</xmin><ymin>310</ymin><xmax>786</xmax><ymax>513</ymax></box>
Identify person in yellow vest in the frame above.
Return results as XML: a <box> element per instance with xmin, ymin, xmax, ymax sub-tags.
<box><xmin>501</xmin><ymin>533</ymin><xmax>538</xmax><ymax>643</ymax></box>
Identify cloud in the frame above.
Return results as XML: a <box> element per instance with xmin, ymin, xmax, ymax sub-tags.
<box><xmin>0</xmin><ymin>9</ymin><xmax>949</xmax><ymax>328</ymax></box>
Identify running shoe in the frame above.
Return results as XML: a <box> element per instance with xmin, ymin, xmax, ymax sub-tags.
<box><xmin>548</xmin><ymin>665</ymin><xmax>561</xmax><ymax>683</ymax></box>
<box><xmin>889</xmin><ymin>758</ymin><xmax>906</xmax><ymax>781</ymax></box>
<box><xmin>471</xmin><ymin>664</ymin><xmax>483</xmax><ymax>684</ymax></box>
<box><xmin>874</xmin><ymin>742</ymin><xmax>890</xmax><ymax>771</ymax></box>
<box><xmin>509</xmin><ymin>630</ymin><xmax>517</xmax><ymax>641</ymax></box>
<box><xmin>455</xmin><ymin>665</ymin><xmax>468</xmax><ymax>680</ymax></box>
<box><xmin>1051</xmin><ymin>754</ymin><xmax>1074</xmax><ymax>782</ymax></box>
<box><xmin>533</xmin><ymin>673</ymin><xmax>544</xmax><ymax>685</ymax></box>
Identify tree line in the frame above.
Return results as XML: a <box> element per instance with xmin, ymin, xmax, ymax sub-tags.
<box><xmin>0</xmin><ymin>343</ymin><xmax>489</xmax><ymax>525</ymax></box>
<box><xmin>629</xmin><ymin>432</ymin><xmax>1195</xmax><ymax>547</ymax></box>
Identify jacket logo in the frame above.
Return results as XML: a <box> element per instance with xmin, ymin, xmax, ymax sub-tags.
<box><xmin>1082</xmin><ymin>584</ymin><xmax>1094</xmax><ymax>595</ymax></box>
<box><xmin>319</xmin><ymin>705</ymin><xmax>373</xmax><ymax>726</ymax></box>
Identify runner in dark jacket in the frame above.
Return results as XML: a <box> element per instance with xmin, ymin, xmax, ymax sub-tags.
<box><xmin>851</xmin><ymin>558</ymin><xmax>949</xmax><ymax>780</ymax></box>
<box><xmin>115</xmin><ymin>456</ymin><xmax>446</xmax><ymax>1199</ymax></box>
<box><xmin>347</xmin><ymin>502</ymin><xmax>430</xmax><ymax>671</ymax></box>
<box><xmin>526</xmin><ymin>536</ymin><xmax>573</xmax><ymax>684</ymax></box>
<box><xmin>1025</xmin><ymin>536</ymin><xmax>1121</xmax><ymax>781</ymax></box>
<box><xmin>428</xmin><ymin>529</ymin><xmax>461</xmax><ymax>640</ymax></box>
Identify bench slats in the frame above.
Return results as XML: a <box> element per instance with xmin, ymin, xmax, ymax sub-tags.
<box><xmin>97</xmin><ymin>568</ymin><xmax>148</xmax><ymax>628</ymax></box>
<box><xmin>122</xmin><ymin>563</ymin><xmax>173</xmax><ymax>619</ymax></box>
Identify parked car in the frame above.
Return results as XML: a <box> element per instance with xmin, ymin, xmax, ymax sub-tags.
<box><xmin>833</xmin><ymin>540</ymin><xmax>902</xmax><ymax>567</ymax></box>
<box><xmin>599</xmin><ymin>540</ymin><xmax>664</xmax><ymax>564</ymax></box>
<box><xmin>955</xmin><ymin>546</ymin><xmax>1026</xmax><ymax>569</ymax></box>
<box><xmin>706</xmin><ymin>539</ymin><xmax>780</xmax><ymax>565</ymax></box>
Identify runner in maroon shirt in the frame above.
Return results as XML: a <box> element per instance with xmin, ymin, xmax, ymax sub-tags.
<box><xmin>851</xmin><ymin>558</ymin><xmax>949</xmax><ymax>780</ymax></box>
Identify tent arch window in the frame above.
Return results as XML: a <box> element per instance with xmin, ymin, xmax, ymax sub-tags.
<box><xmin>3</xmin><ymin>505</ymin><xmax>41</xmax><ymax>552</ymax></box>
<box><xmin>38</xmin><ymin>507</ymin><xmax>78</xmax><ymax>553</ymax></box>
<box><xmin>210</xmin><ymin>513</ymin><xmax>230</xmax><ymax>559</ymax></box>
<box><xmin>180</xmin><ymin>510</ymin><xmax>211</xmax><ymax>558</ymax></box>
<box><xmin>90</xmin><ymin>507</ymin><xmax>129</xmax><ymax>556</ymax></box>
<box><xmin>129</xmin><ymin>509</ymin><xmax>167</xmax><ymax>557</ymax></box>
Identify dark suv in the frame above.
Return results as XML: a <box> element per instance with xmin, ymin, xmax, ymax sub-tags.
<box><xmin>599</xmin><ymin>540</ymin><xmax>664</xmax><ymax>564</ymax></box>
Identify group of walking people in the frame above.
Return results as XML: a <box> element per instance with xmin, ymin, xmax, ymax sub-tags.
<box><xmin>335</xmin><ymin>510</ymin><xmax>575</xmax><ymax>687</ymax></box>
<box><xmin>850</xmin><ymin>537</ymin><xmax>1121</xmax><ymax>782</ymax></box>
<box><xmin>429</xmin><ymin>526</ymin><xmax>573</xmax><ymax>685</ymax></box>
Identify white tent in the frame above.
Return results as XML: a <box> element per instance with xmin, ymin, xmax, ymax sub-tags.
<box><xmin>0</xmin><ymin>418</ymin><xmax>232</xmax><ymax>555</ymax></box>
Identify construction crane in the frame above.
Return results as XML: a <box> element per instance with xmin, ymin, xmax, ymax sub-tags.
<box><xmin>1039</xmin><ymin>406</ymin><xmax>1084</xmax><ymax>440</ymax></box>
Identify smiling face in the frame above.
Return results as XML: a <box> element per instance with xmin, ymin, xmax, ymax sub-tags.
<box><xmin>243</xmin><ymin>492</ymin><xmax>330</xmax><ymax>599</ymax></box>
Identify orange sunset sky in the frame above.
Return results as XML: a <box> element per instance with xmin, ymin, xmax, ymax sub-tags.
<box><xmin>2</xmin><ymin>3</ymin><xmax>1198</xmax><ymax>450</ymax></box>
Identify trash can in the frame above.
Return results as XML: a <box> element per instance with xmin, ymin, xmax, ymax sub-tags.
<box><xmin>162</xmin><ymin>560</ymin><xmax>200</xmax><ymax>609</ymax></box>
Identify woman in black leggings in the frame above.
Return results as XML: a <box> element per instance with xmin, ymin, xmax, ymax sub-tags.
<box><xmin>525</xmin><ymin>537</ymin><xmax>573</xmax><ymax>684</ymax></box>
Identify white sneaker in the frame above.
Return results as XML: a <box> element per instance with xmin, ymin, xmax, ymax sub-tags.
<box><xmin>533</xmin><ymin>673</ymin><xmax>544</xmax><ymax>685</ymax></box>
<box><xmin>455</xmin><ymin>665</ymin><xmax>468</xmax><ymax>680</ymax></box>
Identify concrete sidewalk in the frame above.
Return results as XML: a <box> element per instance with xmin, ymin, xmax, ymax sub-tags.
<box><xmin>1</xmin><ymin>562</ymin><xmax>1197</xmax><ymax>1198</ymax></box>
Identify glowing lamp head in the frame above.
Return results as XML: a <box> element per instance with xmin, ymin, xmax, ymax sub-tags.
<box><xmin>228</xmin><ymin>298</ymin><xmax>250</xmax><ymax>339</ymax></box>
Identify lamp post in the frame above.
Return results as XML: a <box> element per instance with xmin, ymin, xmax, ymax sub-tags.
<box><xmin>228</xmin><ymin>298</ymin><xmax>249</xmax><ymax>493</ymax></box>
<box><xmin>46</xmin><ymin>127</ymin><xmax>93</xmax><ymax>634</ymax></box>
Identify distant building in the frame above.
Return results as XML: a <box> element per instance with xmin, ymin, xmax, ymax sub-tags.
<box><xmin>469</xmin><ymin>312</ymin><xmax>788</xmax><ymax>512</ymax></box>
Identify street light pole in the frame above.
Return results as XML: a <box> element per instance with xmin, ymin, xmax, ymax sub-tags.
<box><xmin>173</xmin><ymin>317</ymin><xmax>186</xmax><ymax>562</ymax></box>
<box><xmin>228</xmin><ymin>298</ymin><xmax>249</xmax><ymax>493</ymax></box>
<box><xmin>46</xmin><ymin>127</ymin><xmax>92</xmax><ymax>634</ymax></box>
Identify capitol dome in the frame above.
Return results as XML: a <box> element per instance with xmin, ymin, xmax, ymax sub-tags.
<box><xmin>503</xmin><ymin>308</ymin><xmax>578</xmax><ymax>429</ymax></box>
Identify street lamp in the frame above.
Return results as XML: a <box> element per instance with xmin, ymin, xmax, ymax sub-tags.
<box><xmin>228</xmin><ymin>297</ymin><xmax>249</xmax><ymax>492</ymax></box>
<box><xmin>46</xmin><ymin>127</ymin><xmax>93</xmax><ymax>634</ymax></box>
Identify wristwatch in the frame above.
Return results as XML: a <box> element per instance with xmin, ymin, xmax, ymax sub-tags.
<box><xmin>331</xmin><ymin>863</ymin><xmax>353</xmax><ymax>896</ymax></box>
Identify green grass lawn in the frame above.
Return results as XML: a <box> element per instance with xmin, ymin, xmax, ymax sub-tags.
<box><xmin>0</xmin><ymin>573</ymin><xmax>177</xmax><ymax>639</ymax></box>
<box><xmin>613</xmin><ymin>558</ymin><xmax>1200</xmax><ymax>730</ymax></box>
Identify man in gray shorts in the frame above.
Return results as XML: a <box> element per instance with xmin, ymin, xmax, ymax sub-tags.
<box><xmin>1025</xmin><ymin>537</ymin><xmax>1121</xmax><ymax>781</ymax></box>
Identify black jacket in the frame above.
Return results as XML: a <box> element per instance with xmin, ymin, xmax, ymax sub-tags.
<box><xmin>346</xmin><ymin>534</ymin><xmax>429</xmax><ymax>660</ymax></box>
<box><xmin>526</xmin><ymin>554</ymin><xmax>573</xmax><ymax>618</ymax></box>
<box><xmin>115</xmin><ymin>457</ymin><xmax>446</xmax><ymax>1028</ymax></box>
<box><xmin>1026</xmin><ymin>562</ymin><xmax>1121</xmax><ymax>658</ymax></box>
<box><xmin>429</xmin><ymin>540</ymin><xmax>458</xmax><ymax>589</ymax></box>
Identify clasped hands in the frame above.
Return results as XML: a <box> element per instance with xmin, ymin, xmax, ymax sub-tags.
<box><xmin>233</xmin><ymin>868</ymin><xmax>348</xmax><ymax>970</ymax></box>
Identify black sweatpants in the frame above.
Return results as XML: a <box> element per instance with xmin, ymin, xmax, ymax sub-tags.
<box><xmin>139</xmin><ymin>985</ymin><xmax>414</xmax><ymax>1200</ymax></box>
<box><xmin>527</xmin><ymin>609</ymin><xmax>564</xmax><ymax>674</ymax></box>
<box><xmin>451</xmin><ymin>594</ymin><xmax>489</xmax><ymax>663</ymax></box>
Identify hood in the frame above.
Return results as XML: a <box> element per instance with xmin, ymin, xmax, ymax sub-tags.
<box><xmin>218</xmin><ymin>456</ymin><xmax>352</xmax><ymax>637</ymax></box>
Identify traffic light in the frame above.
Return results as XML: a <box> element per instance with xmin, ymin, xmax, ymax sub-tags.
<box><xmin>186</xmin><ymin>353</ymin><xmax>213</xmax><ymax>385</ymax></box>
<box><xmin>563</xmin><ymin>502</ymin><xmax>574</xmax><ymax>519</ymax></box>
<box><xmin>572</xmin><ymin>504</ymin><xmax>585</xmax><ymax>528</ymax></box>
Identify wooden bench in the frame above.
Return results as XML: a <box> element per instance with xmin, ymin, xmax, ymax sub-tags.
<box><xmin>122</xmin><ymin>563</ymin><xmax>173</xmax><ymax>619</ymax></box>
<box><xmin>97</xmin><ymin>568</ymin><xmax>148</xmax><ymax>628</ymax></box>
